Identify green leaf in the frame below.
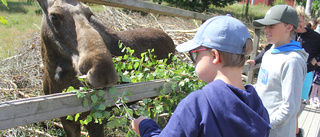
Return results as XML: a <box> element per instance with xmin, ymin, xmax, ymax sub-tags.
<box><xmin>104</xmin><ymin>111</ymin><xmax>111</xmax><ymax>118</ymax></box>
<box><xmin>97</xmin><ymin>104</ymin><xmax>106</xmax><ymax>110</ymax></box>
<box><xmin>123</xmin><ymin>54</ymin><xmax>128</xmax><ymax>59</ymax></box>
<box><xmin>94</xmin><ymin>112</ymin><xmax>103</xmax><ymax>119</ymax></box>
<box><xmin>76</xmin><ymin>91</ymin><xmax>85</xmax><ymax>98</ymax></box>
<box><xmin>75</xmin><ymin>113</ymin><xmax>80</xmax><ymax>122</ymax></box>
<box><xmin>66</xmin><ymin>115</ymin><xmax>74</xmax><ymax>121</ymax></box>
<box><xmin>91</xmin><ymin>95</ymin><xmax>98</xmax><ymax>103</ymax></box>
<box><xmin>109</xmin><ymin>86</ymin><xmax>118</xmax><ymax>95</ymax></box>
<box><xmin>121</xmin><ymin>75</ymin><xmax>131</xmax><ymax>83</ymax></box>
<box><xmin>66</xmin><ymin>86</ymin><xmax>75</xmax><ymax>92</ymax></box>
<box><xmin>79</xmin><ymin>86</ymin><xmax>88</xmax><ymax>91</ymax></box>
<box><xmin>97</xmin><ymin>90</ymin><xmax>105</xmax><ymax>97</ymax></box>
<box><xmin>134</xmin><ymin>62</ymin><xmax>140</xmax><ymax>69</ymax></box>
<box><xmin>85</xmin><ymin>115</ymin><xmax>93</xmax><ymax>124</ymax></box>
<box><xmin>143</xmin><ymin>98</ymin><xmax>149</xmax><ymax>104</ymax></box>
<box><xmin>83</xmin><ymin>98</ymin><xmax>89</xmax><ymax>107</ymax></box>
<box><xmin>80</xmin><ymin>120</ymin><xmax>85</xmax><ymax>125</ymax></box>
<box><xmin>121</xmin><ymin>47</ymin><xmax>126</xmax><ymax>53</ymax></box>
<box><xmin>1</xmin><ymin>0</ymin><xmax>8</xmax><ymax>8</ymax></box>
<box><xmin>0</xmin><ymin>16</ymin><xmax>8</xmax><ymax>25</ymax></box>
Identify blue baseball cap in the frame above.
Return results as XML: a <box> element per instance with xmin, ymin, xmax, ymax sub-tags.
<box><xmin>176</xmin><ymin>15</ymin><xmax>251</xmax><ymax>55</ymax></box>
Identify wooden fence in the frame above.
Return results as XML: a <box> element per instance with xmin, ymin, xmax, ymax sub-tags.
<box><xmin>0</xmin><ymin>79</ymin><xmax>177</xmax><ymax>130</ymax></box>
<box><xmin>0</xmin><ymin>0</ymin><xmax>263</xmax><ymax>130</ymax></box>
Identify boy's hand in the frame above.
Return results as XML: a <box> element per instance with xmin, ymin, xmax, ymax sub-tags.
<box><xmin>246</xmin><ymin>60</ymin><xmax>256</xmax><ymax>69</ymax></box>
<box><xmin>131</xmin><ymin>116</ymin><xmax>148</xmax><ymax>135</ymax></box>
<box><xmin>311</xmin><ymin>58</ymin><xmax>317</xmax><ymax>66</ymax></box>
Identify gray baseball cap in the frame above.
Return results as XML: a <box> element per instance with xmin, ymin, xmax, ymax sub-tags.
<box><xmin>253</xmin><ymin>5</ymin><xmax>299</xmax><ymax>28</ymax></box>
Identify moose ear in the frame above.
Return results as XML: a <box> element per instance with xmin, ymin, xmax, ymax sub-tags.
<box><xmin>37</xmin><ymin>0</ymin><xmax>54</xmax><ymax>15</ymax></box>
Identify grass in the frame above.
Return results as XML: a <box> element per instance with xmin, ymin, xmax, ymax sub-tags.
<box><xmin>0</xmin><ymin>0</ymin><xmax>42</xmax><ymax>59</ymax></box>
<box><xmin>209</xmin><ymin>3</ymin><xmax>270</xmax><ymax>22</ymax></box>
<box><xmin>0</xmin><ymin>1</ymin><xmax>270</xmax><ymax>59</ymax></box>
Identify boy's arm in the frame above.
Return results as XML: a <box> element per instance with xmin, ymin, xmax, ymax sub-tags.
<box><xmin>135</xmin><ymin>99</ymin><xmax>199</xmax><ymax>137</ymax></box>
<box><xmin>269</xmin><ymin>57</ymin><xmax>305</xmax><ymax>128</ymax></box>
<box><xmin>254</xmin><ymin>44</ymin><xmax>273</xmax><ymax>64</ymax></box>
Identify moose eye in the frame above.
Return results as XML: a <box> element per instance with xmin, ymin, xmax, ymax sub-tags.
<box><xmin>49</xmin><ymin>13</ymin><xmax>62</xmax><ymax>26</ymax></box>
<box><xmin>49</xmin><ymin>14</ymin><xmax>58</xmax><ymax>21</ymax></box>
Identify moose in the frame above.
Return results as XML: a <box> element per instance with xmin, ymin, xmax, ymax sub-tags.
<box><xmin>36</xmin><ymin>0</ymin><xmax>175</xmax><ymax>136</ymax></box>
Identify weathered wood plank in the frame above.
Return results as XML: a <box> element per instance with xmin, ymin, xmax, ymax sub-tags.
<box><xmin>0</xmin><ymin>79</ymin><xmax>176</xmax><ymax>130</ymax></box>
<box><xmin>78</xmin><ymin>0</ymin><xmax>212</xmax><ymax>21</ymax></box>
<box><xmin>298</xmin><ymin>103</ymin><xmax>320</xmax><ymax>137</ymax></box>
<box><xmin>246</xmin><ymin>28</ymin><xmax>261</xmax><ymax>84</ymax></box>
<box><xmin>308</xmin><ymin>106</ymin><xmax>320</xmax><ymax>137</ymax></box>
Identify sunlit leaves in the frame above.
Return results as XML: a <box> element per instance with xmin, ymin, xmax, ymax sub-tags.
<box><xmin>0</xmin><ymin>16</ymin><xmax>8</xmax><ymax>25</ymax></box>
<box><xmin>64</xmin><ymin>41</ymin><xmax>206</xmax><ymax>136</ymax></box>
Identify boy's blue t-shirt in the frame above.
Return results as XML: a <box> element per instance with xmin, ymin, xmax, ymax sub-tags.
<box><xmin>139</xmin><ymin>80</ymin><xmax>271</xmax><ymax>137</ymax></box>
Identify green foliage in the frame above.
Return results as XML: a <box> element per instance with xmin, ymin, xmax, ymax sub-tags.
<box><xmin>1</xmin><ymin>0</ymin><xmax>7</xmax><ymax>7</ymax></box>
<box><xmin>312</xmin><ymin>0</ymin><xmax>320</xmax><ymax>13</ymax></box>
<box><xmin>272</xmin><ymin>0</ymin><xmax>288</xmax><ymax>6</ymax></box>
<box><xmin>0</xmin><ymin>0</ymin><xmax>8</xmax><ymax>25</ymax></box>
<box><xmin>66</xmin><ymin>42</ymin><xmax>205</xmax><ymax>136</ymax></box>
<box><xmin>153</xmin><ymin>0</ymin><xmax>239</xmax><ymax>12</ymax></box>
<box><xmin>296</xmin><ymin>0</ymin><xmax>306</xmax><ymax>6</ymax></box>
<box><xmin>0</xmin><ymin>16</ymin><xmax>8</xmax><ymax>25</ymax></box>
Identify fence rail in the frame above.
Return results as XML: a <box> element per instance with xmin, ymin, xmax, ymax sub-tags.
<box><xmin>0</xmin><ymin>79</ymin><xmax>176</xmax><ymax>130</ymax></box>
<box><xmin>79</xmin><ymin>0</ymin><xmax>213</xmax><ymax>21</ymax></box>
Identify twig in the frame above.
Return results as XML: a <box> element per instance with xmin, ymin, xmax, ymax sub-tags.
<box><xmin>150</xmin><ymin>13</ymin><xmax>165</xmax><ymax>31</ymax></box>
<box><xmin>165</xmin><ymin>29</ymin><xmax>198</xmax><ymax>33</ymax></box>
<box><xmin>33</xmin><ymin>23</ymin><xmax>41</xmax><ymax>30</ymax></box>
<box><xmin>17</xmin><ymin>127</ymin><xmax>52</xmax><ymax>137</ymax></box>
<box><xmin>0</xmin><ymin>88</ymin><xmax>42</xmax><ymax>91</ymax></box>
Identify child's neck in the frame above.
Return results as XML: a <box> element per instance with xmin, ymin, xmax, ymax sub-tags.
<box><xmin>274</xmin><ymin>38</ymin><xmax>291</xmax><ymax>48</ymax></box>
<box><xmin>214</xmin><ymin>67</ymin><xmax>245</xmax><ymax>90</ymax></box>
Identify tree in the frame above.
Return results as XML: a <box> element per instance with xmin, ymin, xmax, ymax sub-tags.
<box><xmin>305</xmin><ymin>0</ymin><xmax>313</xmax><ymax>16</ymax></box>
<box><xmin>312</xmin><ymin>0</ymin><xmax>320</xmax><ymax>17</ymax></box>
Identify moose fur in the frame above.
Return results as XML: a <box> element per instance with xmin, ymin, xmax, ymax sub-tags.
<box><xmin>37</xmin><ymin>0</ymin><xmax>175</xmax><ymax>136</ymax></box>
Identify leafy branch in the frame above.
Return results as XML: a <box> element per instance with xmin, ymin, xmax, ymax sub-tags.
<box><xmin>65</xmin><ymin>41</ymin><xmax>205</xmax><ymax>136</ymax></box>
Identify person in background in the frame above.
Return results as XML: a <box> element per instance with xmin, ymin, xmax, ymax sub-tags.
<box><xmin>245</xmin><ymin>43</ymin><xmax>272</xmax><ymax>69</ymax></box>
<box><xmin>131</xmin><ymin>15</ymin><xmax>271</xmax><ymax>137</ymax></box>
<box><xmin>253</xmin><ymin>5</ymin><xmax>308</xmax><ymax>137</ymax></box>
<box><xmin>315</xmin><ymin>17</ymin><xmax>320</xmax><ymax>33</ymax></box>
<box><xmin>310</xmin><ymin>67</ymin><xmax>320</xmax><ymax>108</ymax></box>
<box><xmin>292</xmin><ymin>6</ymin><xmax>320</xmax><ymax>137</ymax></box>
<box><xmin>306</xmin><ymin>19</ymin><xmax>318</xmax><ymax>30</ymax></box>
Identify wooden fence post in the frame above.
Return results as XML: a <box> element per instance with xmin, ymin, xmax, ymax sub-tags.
<box><xmin>246</xmin><ymin>27</ymin><xmax>261</xmax><ymax>84</ymax></box>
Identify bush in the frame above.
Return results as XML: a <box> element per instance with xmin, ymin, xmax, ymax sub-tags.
<box><xmin>67</xmin><ymin>42</ymin><xmax>206</xmax><ymax>136</ymax></box>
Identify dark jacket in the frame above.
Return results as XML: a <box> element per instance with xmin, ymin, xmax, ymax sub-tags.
<box><xmin>138</xmin><ymin>80</ymin><xmax>271</xmax><ymax>137</ymax></box>
<box><xmin>292</xmin><ymin>28</ymin><xmax>320</xmax><ymax>72</ymax></box>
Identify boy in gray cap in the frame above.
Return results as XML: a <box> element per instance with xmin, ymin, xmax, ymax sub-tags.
<box><xmin>253</xmin><ymin>5</ymin><xmax>308</xmax><ymax>137</ymax></box>
<box><xmin>131</xmin><ymin>15</ymin><xmax>271</xmax><ymax>137</ymax></box>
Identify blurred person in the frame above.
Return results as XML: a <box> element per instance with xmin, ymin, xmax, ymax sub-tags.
<box><xmin>291</xmin><ymin>6</ymin><xmax>320</xmax><ymax>137</ymax></box>
<box><xmin>306</xmin><ymin>19</ymin><xmax>318</xmax><ymax>30</ymax></box>
<box><xmin>315</xmin><ymin>17</ymin><xmax>320</xmax><ymax>33</ymax></box>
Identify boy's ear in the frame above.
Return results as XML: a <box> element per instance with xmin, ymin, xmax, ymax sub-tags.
<box><xmin>286</xmin><ymin>24</ymin><xmax>294</xmax><ymax>32</ymax></box>
<box><xmin>211</xmin><ymin>49</ymin><xmax>222</xmax><ymax>64</ymax></box>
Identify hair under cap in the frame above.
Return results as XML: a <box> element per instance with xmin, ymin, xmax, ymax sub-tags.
<box><xmin>176</xmin><ymin>15</ymin><xmax>251</xmax><ymax>55</ymax></box>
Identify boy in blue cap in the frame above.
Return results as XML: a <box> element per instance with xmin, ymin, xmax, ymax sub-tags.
<box><xmin>131</xmin><ymin>15</ymin><xmax>271</xmax><ymax>137</ymax></box>
<box><xmin>253</xmin><ymin>5</ymin><xmax>308</xmax><ymax>137</ymax></box>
